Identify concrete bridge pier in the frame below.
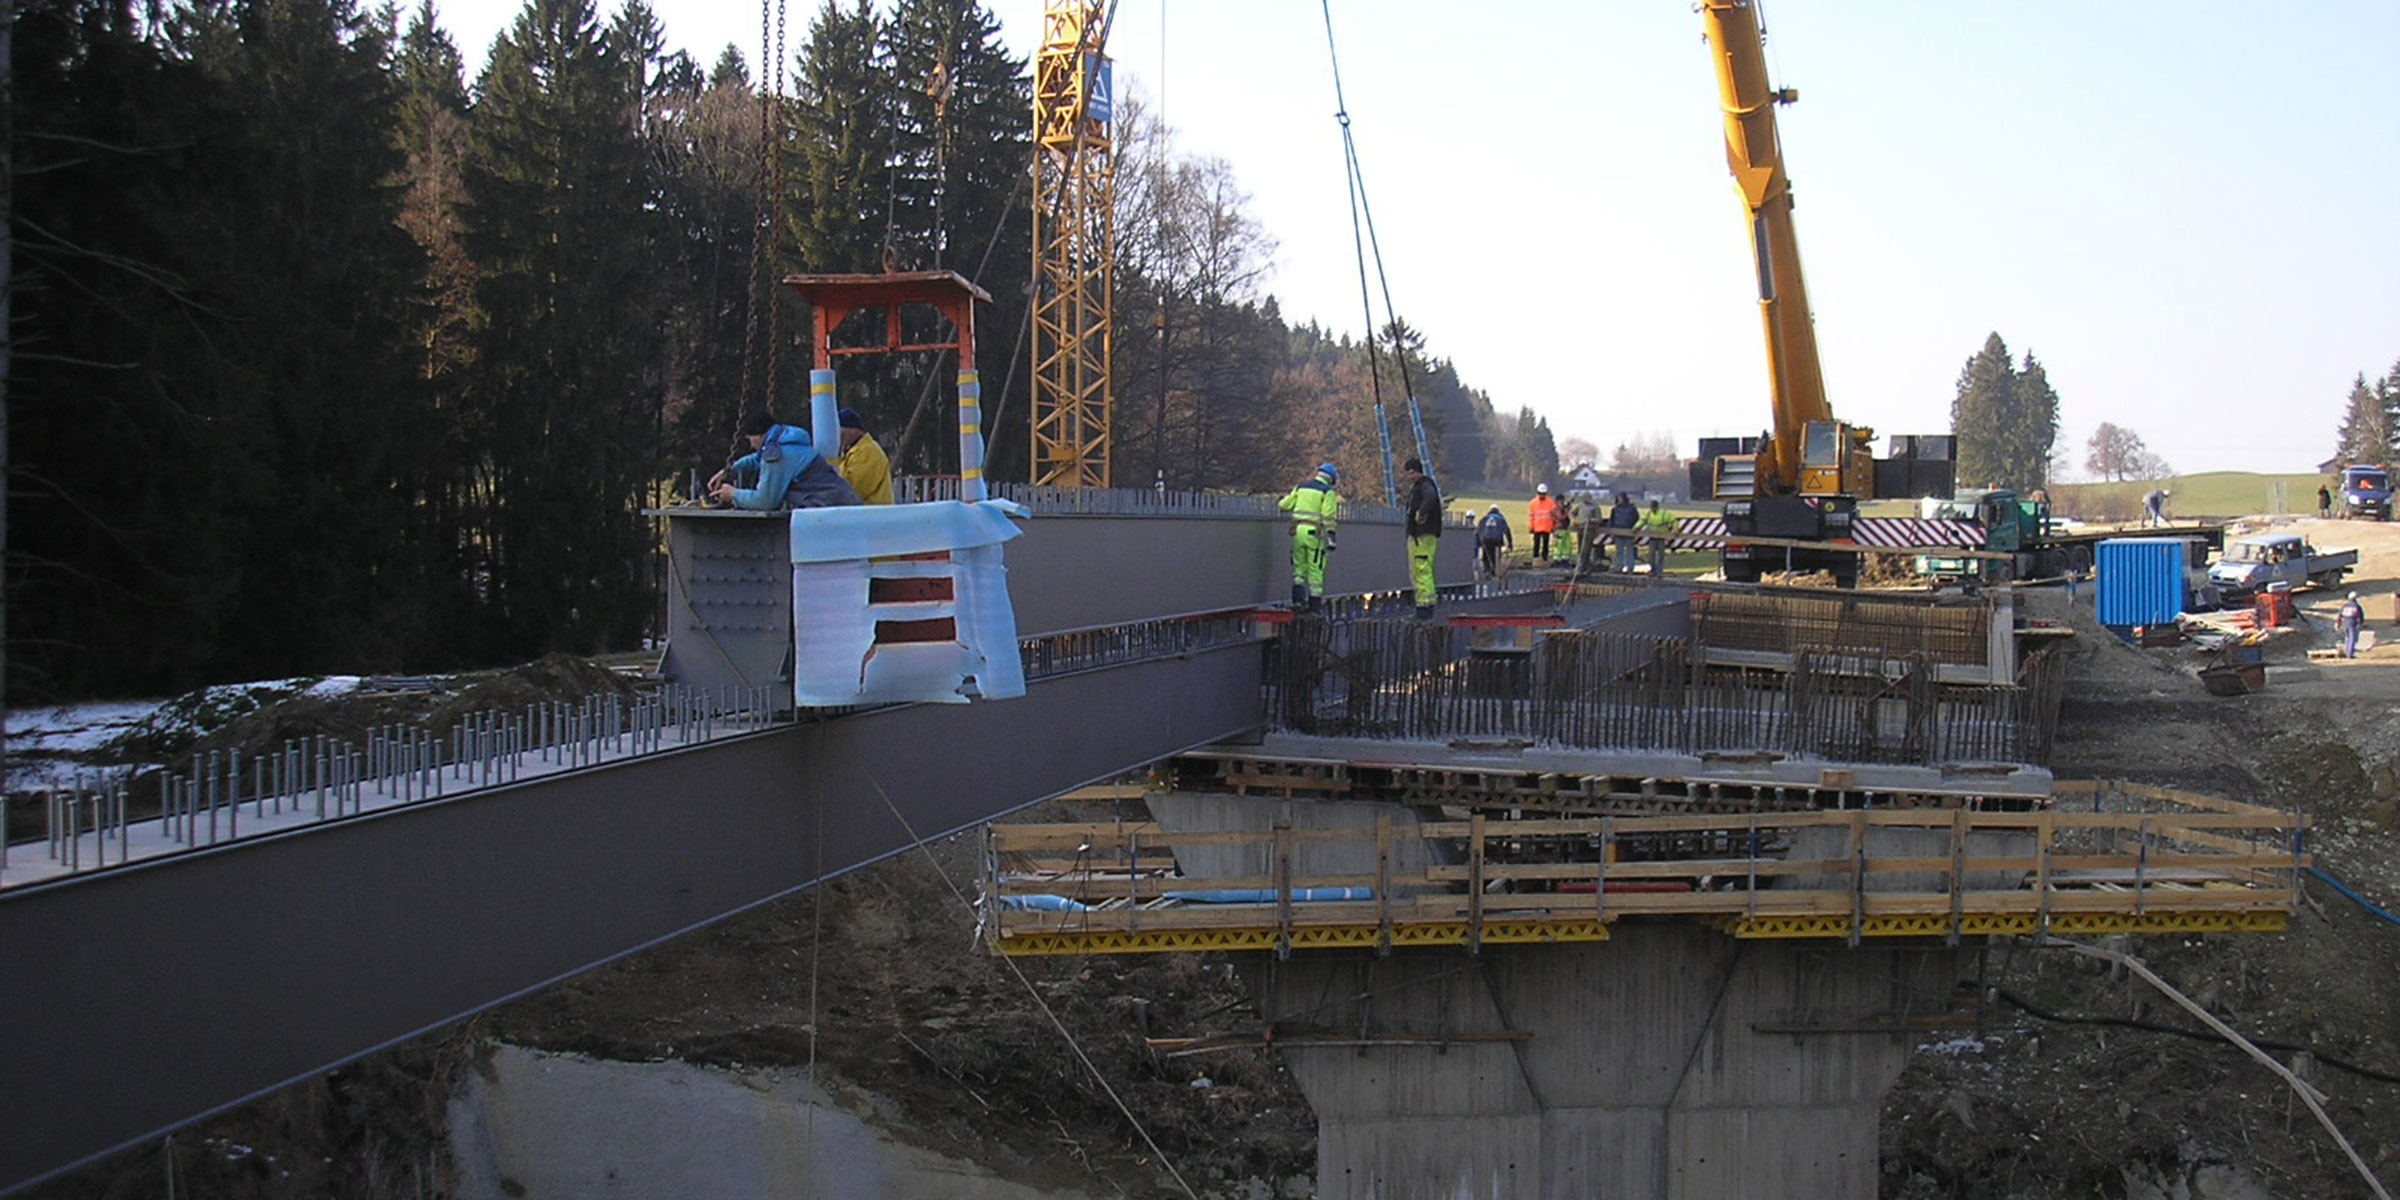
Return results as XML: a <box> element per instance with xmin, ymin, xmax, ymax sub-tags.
<box><xmin>1145</xmin><ymin>791</ymin><xmax>1965</xmax><ymax>1199</ymax></box>
<box><xmin>1245</xmin><ymin>928</ymin><xmax>1960</xmax><ymax>1199</ymax></box>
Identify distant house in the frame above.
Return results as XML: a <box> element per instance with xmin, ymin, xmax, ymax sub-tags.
<box><xmin>1564</xmin><ymin>463</ymin><xmax>1606</xmax><ymax>492</ymax></box>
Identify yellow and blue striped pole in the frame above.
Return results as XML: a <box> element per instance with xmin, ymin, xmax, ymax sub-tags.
<box><xmin>808</xmin><ymin>369</ymin><xmax>839</xmax><ymax>462</ymax></box>
<box><xmin>958</xmin><ymin>369</ymin><xmax>987</xmax><ymax>503</ymax></box>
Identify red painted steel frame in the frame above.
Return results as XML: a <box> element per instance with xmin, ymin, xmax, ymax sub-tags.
<box><xmin>784</xmin><ymin>270</ymin><xmax>992</xmax><ymax>368</ymax></box>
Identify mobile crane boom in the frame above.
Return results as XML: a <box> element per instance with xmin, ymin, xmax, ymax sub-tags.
<box><xmin>1690</xmin><ymin>0</ymin><xmax>1953</xmax><ymax>585</ymax></box>
<box><xmin>1701</xmin><ymin>0</ymin><xmax>1832</xmax><ymax>496</ymax></box>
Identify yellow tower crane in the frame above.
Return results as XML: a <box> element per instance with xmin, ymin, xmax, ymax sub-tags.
<box><xmin>1029</xmin><ymin>0</ymin><xmax>1116</xmax><ymax>487</ymax></box>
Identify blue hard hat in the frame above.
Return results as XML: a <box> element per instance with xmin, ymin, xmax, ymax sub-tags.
<box><xmin>1318</xmin><ymin>462</ymin><xmax>1339</xmax><ymax>481</ymax></box>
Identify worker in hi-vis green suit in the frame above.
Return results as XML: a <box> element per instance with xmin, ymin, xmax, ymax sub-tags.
<box><xmin>1277</xmin><ymin>462</ymin><xmax>1342</xmax><ymax>610</ymax></box>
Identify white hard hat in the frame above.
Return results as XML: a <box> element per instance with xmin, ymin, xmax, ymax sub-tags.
<box><xmin>1536</xmin><ymin>483</ymin><xmax>1549</xmax><ymax>494</ymax></box>
<box><xmin>2350</xmin><ymin>591</ymin><xmax>2359</xmax><ymax>600</ymax></box>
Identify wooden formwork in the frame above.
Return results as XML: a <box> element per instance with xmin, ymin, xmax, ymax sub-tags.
<box><xmin>982</xmin><ymin>779</ymin><xmax>2306</xmax><ymax>956</ymax></box>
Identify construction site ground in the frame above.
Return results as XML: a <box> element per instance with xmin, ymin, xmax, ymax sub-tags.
<box><xmin>22</xmin><ymin>516</ymin><xmax>2400</xmax><ymax>1199</ymax></box>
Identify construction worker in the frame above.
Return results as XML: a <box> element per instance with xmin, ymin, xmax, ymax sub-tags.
<box><xmin>1277</xmin><ymin>462</ymin><xmax>1341</xmax><ymax>609</ymax></box>
<box><xmin>708</xmin><ymin>412</ymin><xmax>861</xmax><ymax>510</ymax></box>
<box><xmin>2143</xmin><ymin>488</ymin><xmax>2170</xmax><ymax>528</ymax></box>
<box><xmin>1526</xmin><ymin>484</ymin><xmax>1562</xmax><ymax>562</ymax></box>
<box><xmin>1554</xmin><ymin>498</ymin><xmax>1579</xmax><ymax>565</ymax></box>
<box><xmin>1607</xmin><ymin>492</ymin><xmax>1640</xmax><ymax>572</ymax></box>
<box><xmin>1636</xmin><ymin>499</ymin><xmax>1677</xmax><ymax>575</ymax></box>
<box><xmin>1402</xmin><ymin>458</ymin><xmax>1442</xmax><ymax>618</ymax></box>
<box><xmin>1475</xmin><ymin>504</ymin><xmax>1514</xmax><ymax>580</ymax></box>
<box><xmin>2339</xmin><ymin>591</ymin><xmax>2365</xmax><ymax>658</ymax></box>
<box><xmin>835</xmin><ymin>409</ymin><xmax>893</xmax><ymax>504</ymax></box>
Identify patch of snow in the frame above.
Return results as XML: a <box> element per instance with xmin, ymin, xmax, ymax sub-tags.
<box><xmin>6</xmin><ymin>701</ymin><xmax>163</xmax><ymax>752</ymax></box>
<box><xmin>306</xmin><ymin>676</ymin><xmax>364</xmax><ymax>699</ymax></box>
<box><xmin>1919</xmin><ymin>1036</ymin><xmax>1989</xmax><ymax>1057</ymax></box>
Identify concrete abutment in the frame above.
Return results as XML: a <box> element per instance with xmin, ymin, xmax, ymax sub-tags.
<box><xmin>1149</xmin><ymin>791</ymin><xmax>1966</xmax><ymax>1198</ymax></box>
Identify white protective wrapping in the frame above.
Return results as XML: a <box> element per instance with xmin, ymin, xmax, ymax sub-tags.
<box><xmin>788</xmin><ymin>500</ymin><xmax>1029</xmax><ymax>706</ymax></box>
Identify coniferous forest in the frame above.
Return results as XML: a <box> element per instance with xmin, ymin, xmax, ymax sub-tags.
<box><xmin>11</xmin><ymin>0</ymin><xmax>1559</xmax><ymax>702</ymax></box>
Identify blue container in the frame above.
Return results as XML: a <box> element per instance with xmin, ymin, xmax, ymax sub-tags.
<box><xmin>2097</xmin><ymin>538</ymin><xmax>2187</xmax><ymax>628</ymax></box>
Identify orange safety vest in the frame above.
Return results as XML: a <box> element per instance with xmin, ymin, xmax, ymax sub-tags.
<box><xmin>1527</xmin><ymin>495</ymin><xmax>1561</xmax><ymax>533</ymax></box>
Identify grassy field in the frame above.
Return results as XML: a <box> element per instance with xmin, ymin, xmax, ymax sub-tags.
<box><xmin>2049</xmin><ymin>471</ymin><xmax>2330</xmax><ymax>521</ymax></box>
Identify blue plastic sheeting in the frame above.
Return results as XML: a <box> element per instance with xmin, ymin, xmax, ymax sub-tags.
<box><xmin>999</xmin><ymin>888</ymin><xmax>1378</xmax><ymax>912</ymax></box>
<box><xmin>786</xmin><ymin>498</ymin><xmax>1027</xmax><ymax>563</ymax></box>
<box><xmin>2096</xmin><ymin>537</ymin><xmax>2187</xmax><ymax>627</ymax></box>
<box><xmin>1164</xmin><ymin>888</ymin><xmax>1375</xmax><ymax>903</ymax></box>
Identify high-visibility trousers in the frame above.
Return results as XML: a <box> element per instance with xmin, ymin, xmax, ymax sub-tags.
<box><xmin>1291</xmin><ymin>528</ymin><xmax>1329</xmax><ymax>596</ymax></box>
<box><xmin>1407</xmin><ymin>535</ymin><xmax>1439</xmax><ymax>607</ymax></box>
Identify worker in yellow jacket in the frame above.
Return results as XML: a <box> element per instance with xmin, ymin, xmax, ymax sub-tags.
<box><xmin>1636</xmin><ymin>499</ymin><xmax>1678</xmax><ymax>575</ymax></box>
<box><xmin>1277</xmin><ymin>463</ymin><xmax>1341</xmax><ymax>610</ymax></box>
<box><xmin>836</xmin><ymin>409</ymin><xmax>894</xmax><ymax>505</ymax></box>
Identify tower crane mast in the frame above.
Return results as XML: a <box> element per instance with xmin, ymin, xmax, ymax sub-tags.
<box><xmin>1029</xmin><ymin>0</ymin><xmax>1116</xmax><ymax>487</ymax></box>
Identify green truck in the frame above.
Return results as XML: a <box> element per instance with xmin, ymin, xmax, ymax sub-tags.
<box><xmin>1915</xmin><ymin>490</ymin><xmax>2071</xmax><ymax>583</ymax></box>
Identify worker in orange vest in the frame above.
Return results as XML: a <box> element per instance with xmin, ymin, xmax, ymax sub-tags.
<box><xmin>1526</xmin><ymin>484</ymin><xmax>1563</xmax><ymax>563</ymax></box>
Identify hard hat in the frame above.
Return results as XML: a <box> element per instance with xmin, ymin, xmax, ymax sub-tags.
<box><xmin>2350</xmin><ymin>591</ymin><xmax>2360</xmax><ymax>600</ymax></box>
<box><xmin>1488</xmin><ymin>504</ymin><xmax>1501</xmax><ymax>512</ymax></box>
<box><xmin>1536</xmin><ymin>483</ymin><xmax>1549</xmax><ymax>494</ymax></box>
<box><xmin>1318</xmin><ymin>462</ymin><xmax>1339</xmax><ymax>481</ymax></box>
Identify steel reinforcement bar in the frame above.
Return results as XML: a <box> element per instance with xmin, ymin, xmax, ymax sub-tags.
<box><xmin>1268</xmin><ymin>616</ymin><xmax>2064</xmax><ymax>766</ymax></box>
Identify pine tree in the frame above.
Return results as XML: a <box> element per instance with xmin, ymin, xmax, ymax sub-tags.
<box><xmin>2335</xmin><ymin>372</ymin><xmax>2388</xmax><ymax>467</ymax></box>
<box><xmin>2014</xmin><ymin>351</ymin><xmax>2060</xmax><ymax>488</ymax></box>
<box><xmin>651</xmin><ymin>42</ymin><xmax>765</xmax><ymax>469</ymax></box>
<box><xmin>462</xmin><ymin>0</ymin><xmax>666</xmax><ymax>656</ymax></box>
<box><xmin>1951</xmin><ymin>333</ymin><xmax>2017</xmax><ymax>489</ymax></box>
<box><xmin>1950</xmin><ymin>333</ymin><xmax>2058</xmax><ymax>490</ymax></box>
<box><xmin>11</xmin><ymin>0</ymin><xmax>231</xmax><ymax>697</ymax></box>
<box><xmin>173</xmin><ymin>0</ymin><xmax>444</xmax><ymax>675</ymax></box>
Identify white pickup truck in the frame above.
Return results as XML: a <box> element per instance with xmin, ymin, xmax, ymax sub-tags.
<box><xmin>2206</xmin><ymin>532</ymin><xmax>2357</xmax><ymax>599</ymax></box>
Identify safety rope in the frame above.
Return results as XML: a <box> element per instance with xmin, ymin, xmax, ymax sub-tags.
<box><xmin>1319</xmin><ymin>0</ymin><xmax>1428</xmax><ymax>506</ymax></box>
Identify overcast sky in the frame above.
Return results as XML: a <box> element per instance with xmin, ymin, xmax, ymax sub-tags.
<box><xmin>434</xmin><ymin>0</ymin><xmax>2400</xmax><ymax>477</ymax></box>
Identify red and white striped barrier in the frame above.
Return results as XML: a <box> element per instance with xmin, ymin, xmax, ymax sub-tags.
<box><xmin>1654</xmin><ymin>517</ymin><xmax>1985</xmax><ymax>552</ymax></box>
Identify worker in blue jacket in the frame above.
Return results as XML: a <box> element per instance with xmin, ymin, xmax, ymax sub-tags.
<box><xmin>1474</xmin><ymin>504</ymin><xmax>1513</xmax><ymax>580</ymax></box>
<box><xmin>708</xmin><ymin>412</ymin><xmax>861</xmax><ymax>510</ymax></box>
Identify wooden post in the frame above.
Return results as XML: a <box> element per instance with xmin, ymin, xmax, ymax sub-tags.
<box><xmin>2036</xmin><ymin>810</ymin><xmax>2055</xmax><ymax>935</ymax></box>
<box><xmin>1948</xmin><ymin>808</ymin><xmax>1968</xmax><ymax>945</ymax></box>
<box><xmin>1848</xmin><ymin>811</ymin><xmax>1868</xmax><ymax>947</ymax></box>
<box><xmin>1375</xmin><ymin>813</ymin><xmax>1394</xmax><ymax>955</ymax></box>
<box><xmin>1468</xmin><ymin>813</ymin><xmax>1487</xmax><ymax>953</ymax></box>
<box><xmin>1274</xmin><ymin>819</ymin><xmax>1294</xmax><ymax>959</ymax></box>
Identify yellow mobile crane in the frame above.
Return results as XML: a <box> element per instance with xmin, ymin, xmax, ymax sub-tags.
<box><xmin>1690</xmin><ymin>0</ymin><xmax>1954</xmax><ymax>585</ymax></box>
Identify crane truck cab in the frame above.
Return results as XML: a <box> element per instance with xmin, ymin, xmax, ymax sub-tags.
<box><xmin>1915</xmin><ymin>488</ymin><xmax>2018</xmax><ymax>582</ymax></box>
<box><xmin>2339</xmin><ymin>464</ymin><xmax>2390</xmax><ymax>521</ymax></box>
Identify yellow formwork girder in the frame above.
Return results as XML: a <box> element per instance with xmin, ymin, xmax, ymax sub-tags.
<box><xmin>1704</xmin><ymin>910</ymin><xmax>2290</xmax><ymax>940</ymax></box>
<box><xmin>992</xmin><ymin>910</ymin><xmax>2290</xmax><ymax>956</ymax></box>
<box><xmin>994</xmin><ymin>917</ymin><xmax>1615</xmax><ymax>957</ymax></box>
